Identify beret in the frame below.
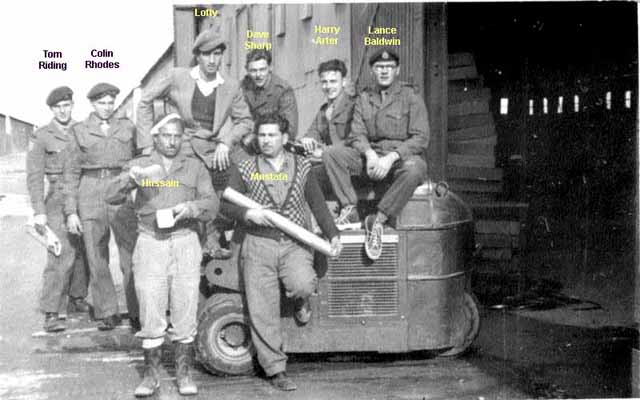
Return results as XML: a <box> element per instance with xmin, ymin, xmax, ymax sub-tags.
<box><xmin>192</xmin><ymin>29</ymin><xmax>227</xmax><ymax>54</ymax></box>
<box><xmin>87</xmin><ymin>82</ymin><xmax>120</xmax><ymax>101</ymax></box>
<box><xmin>369</xmin><ymin>47</ymin><xmax>400</xmax><ymax>66</ymax></box>
<box><xmin>46</xmin><ymin>86</ymin><xmax>73</xmax><ymax>107</ymax></box>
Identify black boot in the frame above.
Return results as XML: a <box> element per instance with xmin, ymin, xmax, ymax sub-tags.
<box><xmin>175</xmin><ymin>342</ymin><xmax>198</xmax><ymax>395</ymax></box>
<box><xmin>44</xmin><ymin>312</ymin><xmax>65</xmax><ymax>332</ymax></box>
<box><xmin>134</xmin><ymin>346</ymin><xmax>161</xmax><ymax>397</ymax></box>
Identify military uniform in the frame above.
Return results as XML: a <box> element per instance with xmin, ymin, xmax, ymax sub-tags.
<box><xmin>303</xmin><ymin>91</ymin><xmax>356</xmax><ymax>147</ymax></box>
<box><xmin>322</xmin><ymin>79</ymin><xmax>429</xmax><ymax>219</ymax></box>
<box><xmin>241</xmin><ymin>73</ymin><xmax>299</xmax><ymax>139</ymax></box>
<box><xmin>27</xmin><ymin>119</ymin><xmax>89</xmax><ymax>314</ymax></box>
<box><xmin>63</xmin><ymin>112</ymin><xmax>139</xmax><ymax>321</ymax></box>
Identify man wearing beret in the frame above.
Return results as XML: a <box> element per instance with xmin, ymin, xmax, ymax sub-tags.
<box><xmin>63</xmin><ymin>83</ymin><xmax>140</xmax><ymax>331</ymax></box>
<box><xmin>241</xmin><ymin>49</ymin><xmax>299</xmax><ymax>147</ymax></box>
<box><xmin>27</xmin><ymin>86</ymin><xmax>90</xmax><ymax>332</ymax></box>
<box><xmin>322</xmin><ymin>47</ymin><xmax>429</xmax><ymax>260</ymax></box>
<box><xmin>137</xmin><ymin>28</ymin><xmax>253</xmax><ymax>259</ymax></box>
<box><xmin>106</xmin><ymin>114</ymin><xmax>218</xmax><ymax>396</ymax></box>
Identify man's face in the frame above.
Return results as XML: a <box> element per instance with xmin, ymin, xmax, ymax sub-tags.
<box><xmin>50</xmin><ymin>100</ymin><xmax>73</xmax><ymax>124</ymax></box>
<box><xmin>371</xmin><ymin>61</ymin><xmax>400</xmax><ymax>88</ymax></box>
<box><xmin>319</xmin><ymin>70</ymin><xmax>346</xmax><ymax>101</ymax></box>
<box><xmin>154</xmin><ymin>121</ymin><xmax>184</xmax><ymax>158</ymax></box>
<box><xmin>257</xmin><ymin>123</ymin><xmax>287</xmax><ymax>158</ymax></box>
<box><xmin>196</xmin><ymin>48</ymin><xmax>224</xmax><ymax>79</ymax></box>
<box><xmin>91</xmin><ymin>95</ymin><xmax>115</xmax><ymax>120</ymax></box>
<box><xmin>246</xmin><ymin>59</ymin><xmax>271</xmax><ymax>88</ymax></box>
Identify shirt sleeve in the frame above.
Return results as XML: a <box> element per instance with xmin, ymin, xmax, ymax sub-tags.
<box><xmin>219</xmin><ymin>88</ymin><xmax>254</xmax><ymax>148</ymax></box>
<box><xmin>192</xmin><ymin>162</ymin><xmax>220</xmax><ymax>222</ymax></box>
<box><xmin>104</xmin><ymin>162</ymin><xmax>137</xmax><ymax>205</ymax></box>
<box><xmin>219</xmin><ymin>164</ymin><xmax>249</xmax><ymax>221</ymax></box>
<box><xmin>26</xmin><ymin>136</ymin><xmax>46</xmax><ymax>215</ymax></box>
<box><xmin>347</xmin><ymin>96</ymin><xmax>373</xmax><ymax>154</ymax></box>
<box><xmin>304</xmin><ymin>172</ymin><xmax>339</xmax><ymax>240</ymax></box>
<box><xmin>279</xmin><ymin>87</ymin><xmax>299</xmax><ymax>139</ymax></box>
<box><xmin>394</xmin><ymin>92</ymin><xmax>430</xmax><ymax>160</ymax></box>
<box><xmin>62</xmin><ymin>128</ymin><xmax>82</xmax><ymax>216</ymax></box>
<box><xmin>137</xmin><ymin>69</ymin><xmax>175</xmax><ymax>151</ymax></box>
<box><xmin>302</xmin><ymin>110</ymin><xmax>322</xmax><ymax>142</ymax></box>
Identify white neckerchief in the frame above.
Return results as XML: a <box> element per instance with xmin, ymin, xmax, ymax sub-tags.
<box><xmin>190</xmin><ymin>66</ymin><xmax>224</xmax><ymax>96</ymax></box>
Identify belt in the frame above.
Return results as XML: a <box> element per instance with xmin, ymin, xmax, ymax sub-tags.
<box><xmin>138</xmin><ymin>224</ymin><xmax>196</xmax><ymax>240</ymax></box>
<box><xmin>82</xmin><ymin>167</ymin><xmax>122</xmax><ymax>179</ymax></box>
<box><xmin>246</xmin><ymin>226</ymin><xmax>291</xmax><ymax>242</ymax></box>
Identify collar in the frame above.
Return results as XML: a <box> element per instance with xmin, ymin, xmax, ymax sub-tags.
<box><xmin>50</xmin><ymin>118</ymin><xmax>75</xmax><ymax>135</ymax></box>
<box><xmin>190</xmin><ymin>66</ymin><xmax>224</xmax><ymax>88</ymax></box>
<box><xmin>258</xmin><ymin>150</ymin><xmax>292</xmax><ymax>172</ymax></box>
<box><xmin>245</xmin><ymin>73</ymin><xmax>276</xmax><ymax>92</ymax></box>
<box><xmin>150</xmin><ymin>148</ymin><xmax>187</xmax><ymax>174</ymax></box>
<box><xmin>378</xmin><ymin>80</ymin><xmax>402</xmax><ymax>97</ymax></box>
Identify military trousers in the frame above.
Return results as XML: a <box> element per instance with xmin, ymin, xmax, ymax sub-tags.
<box><xmin>133</xmin><ymin>230</ymin><xmax>201</xmax><ymax>343</ymax></box>
<box><xmin>77</xmin><ymin>174</ymin><xmax>139</xmax><ymax>319</ymax></box>
<box><xmin>322</xmin><ymin>145</ymin><xmax>427</xmax><ymax>218</ymax></box>
<box><xmin>241</xmin><ymin>234</ymin><xmax>316</xmax><ymax>376</ymax></box>
<box><xmin>39</xmin><ymin>180</ymin><xmax>89</xmax><ymax>314</ymax></box>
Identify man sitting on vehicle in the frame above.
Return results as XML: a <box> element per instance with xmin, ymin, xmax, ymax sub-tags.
<box><xmin>298</xmin><ymin>59</ymin><xmax>356</xmax><ymax>162</ymax></box>
<box><xmin>322</xmin><ymin>48</ymin><xmax>429</xmax><ymax>260</ymax></box>
<box><xmin>221</xmin><ymin>113</ymin><xmax>341</xmax><ymax>391</ymax></box>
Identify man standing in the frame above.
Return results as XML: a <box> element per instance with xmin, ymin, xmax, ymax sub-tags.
<box><xmin>222</xmin><ymin>114</ymin><xmax>341</xmax><ymax>391</ymax></box>
<box><xmin>106</xmin><ymin>114</ymin><xmax>218</xmax><ymax>397</ymax></box>
<box><xmin>27</xmin><ymin>86</ymin><xmax>90</xmax><ymax>332</ymax></box>
<box><xmin>241</xmin><ymin>49</ymin><xmax>298</xmax><ymax>144</ymax></box>
<box><xmin>322</xmin><ymin>48</ymin><xmax>429</xmax><ymax>260</ymax></box>
<box><xmin>300</xmin><ymin>58</ymin><xmax>356</xmax><ymax>160</ymax></box>
<box><xmin>137</xmin><ymin>28</ymin><xmax>252</xmax><ymax>259</ymax></box>
<box><xmin>64</xmin><ymin>83</ymin><xmax>140</xmax><ymax>331</ymax></box>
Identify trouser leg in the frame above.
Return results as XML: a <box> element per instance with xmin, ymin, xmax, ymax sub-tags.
<box><xmin>376</xmin><ymin>155</ymin><xmax>427</xmax><ymax>218</ymax></box>
<box><xmin>278</xmin><ymin>241</ymin><xmax>316</xmax><ymax>300</ymax></box>
<box><xmin>110</xmin><ymin>201</ymin><xmax>139</xmax><ymax>319</ymax></box>
<box><xmin>242</xmin><ymin>235</ymin><xmax>286</xmax><ymax>376</ymax></box>
<box><xmin>67</xmin><ymin>238</ymin><xmax>89</xmax><ymax>299</ymax></box>
<box><xmin>133</xmin><ymin>233</ymin><xmax>169</xmax><ymax>341</ymax></box>
<box><xmin>39</xmin><ymin>189</ymin><xmax>76</xmax><ymax>313</ymax></box>
<box><xmin>82</xmin><ymin>217</ymin><xmax>119</xmax><ymax>319</ymax></box>
<box><xmin>321</xmin><ymin>145</ymin><xmax>363</xmax><ymax>207</ymax></box>
<box><xmin>167</xmin><ymin>232</ymin><xmax>201</xmax><ymax>343</ymax></box>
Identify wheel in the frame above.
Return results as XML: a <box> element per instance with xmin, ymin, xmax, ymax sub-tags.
<box><xmin>196</xmin><ymin>293</ymin><xmax>255</xmax><ymax>375</ymax></box>
<box><xmin>439</xmin><ymin>291</ymin><xmax>480</xmax><ymax>357</ymax></box>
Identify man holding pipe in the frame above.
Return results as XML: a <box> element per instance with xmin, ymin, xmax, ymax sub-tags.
<box><xmin>221</xmin><ymin>113</ymin><xmax>341</xmax><ymax>391</ymax></box>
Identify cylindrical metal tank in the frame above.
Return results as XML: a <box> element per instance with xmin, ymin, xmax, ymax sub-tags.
<box><xmin>396</xmin><ymin>182</ymin><xmax>477</xmax><ymax>353</ymax></box>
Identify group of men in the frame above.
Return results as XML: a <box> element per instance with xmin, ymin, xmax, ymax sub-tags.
<box><xmin>27</xmin><ymin>28</ymin><xmax>430</xmax><ymax>396</ymax></box>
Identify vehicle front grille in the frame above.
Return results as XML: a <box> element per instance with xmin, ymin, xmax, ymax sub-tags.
<box><xmin>327</xmin><ymin>242</ymin><xmax>399</xmax><ymax>317</ymax></box>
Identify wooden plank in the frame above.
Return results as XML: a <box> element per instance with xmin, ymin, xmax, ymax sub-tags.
<box><xmin>448</xmin><ymin>113</ymin><xmax>494</xmax><ymax>130</ymax></box>
<box><xmin>449</xmin><ymin>87</ymin><xmax>491</xmax><ymax>105</ymax></box>
<box><xmin>448</xmin><ymin>65</ymin><xmax>478</xmax><ymax>81</ymax></box>
<box><xmin>479</xmin><ymin>248</ymin><xmax>513</xmax><ymax>260</ymax></box>
<box><xmin>447</xmin><ymin>153</ymin><xmax>495</xmax><ymax>168</ymax></box>
<box><xmin>448</xmin><ymin>100</ymin><xmax>490</xmax><ymax>116</ymax></box>
<box><xmin>448</xmin><ymin>77</ymin><xmax>484</xmax><ymax>94</ymax></box>
<box><xmin>448</xmin><ymin>52</ymin><xmax>474</xmax><ymax>68</ymax></box>
<box><xmin>456</xmin><ymin>192</ymin><xmax>498</xmax><ymax>204</ymax></box>
<box><xmin>446</xmin><ymin>166</ymin><xmax>503</xmax><ymax>181</ymax></box>
<box><xmin>448</xmin><ymin>125</ymin><xmax>496</xmax><ymax>141</ymax></box>
<box><xmin>449</xmin><ymin>180</ymin><xmax>502</xmax><ymax>193</ymax></box>
<box><xmin>470</xmin><ymin>202</ymin><xmax>529</xmax><ymax>220</ymax></box>
<box><xmin>475</xmin><ymin>220</ymin><xmax>521</xmax><ymax>235</ymax></box>
<box><xmin>448</xmin><ymin>141</ymin><xmax>495</xmax><ymax>156</ymax></box>
<box><xmin>475</xmin><ymin>233</ymin><xmax>520</xmax><ymax>249</ymax></box>
<box><xmin>449</xmin><ymin>135</ymin><xmax>497</xmax><ymax>147</ymax></box>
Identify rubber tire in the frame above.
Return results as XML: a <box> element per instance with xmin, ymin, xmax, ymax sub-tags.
<box><xmin>439</xmin><ymin>291</ymin><xmax>481</xmax><ymax>357</ymax></box>
<box><xmin>196</xmin><ymin>293</ymin><xmax>255</xmax><ymax>375</ymax></box>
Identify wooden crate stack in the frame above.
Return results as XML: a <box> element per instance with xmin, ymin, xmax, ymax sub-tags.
<box><xmin>447</xmin><ymin>53</ymin><xmax>528</xmax><ymax>261</ymax></box>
